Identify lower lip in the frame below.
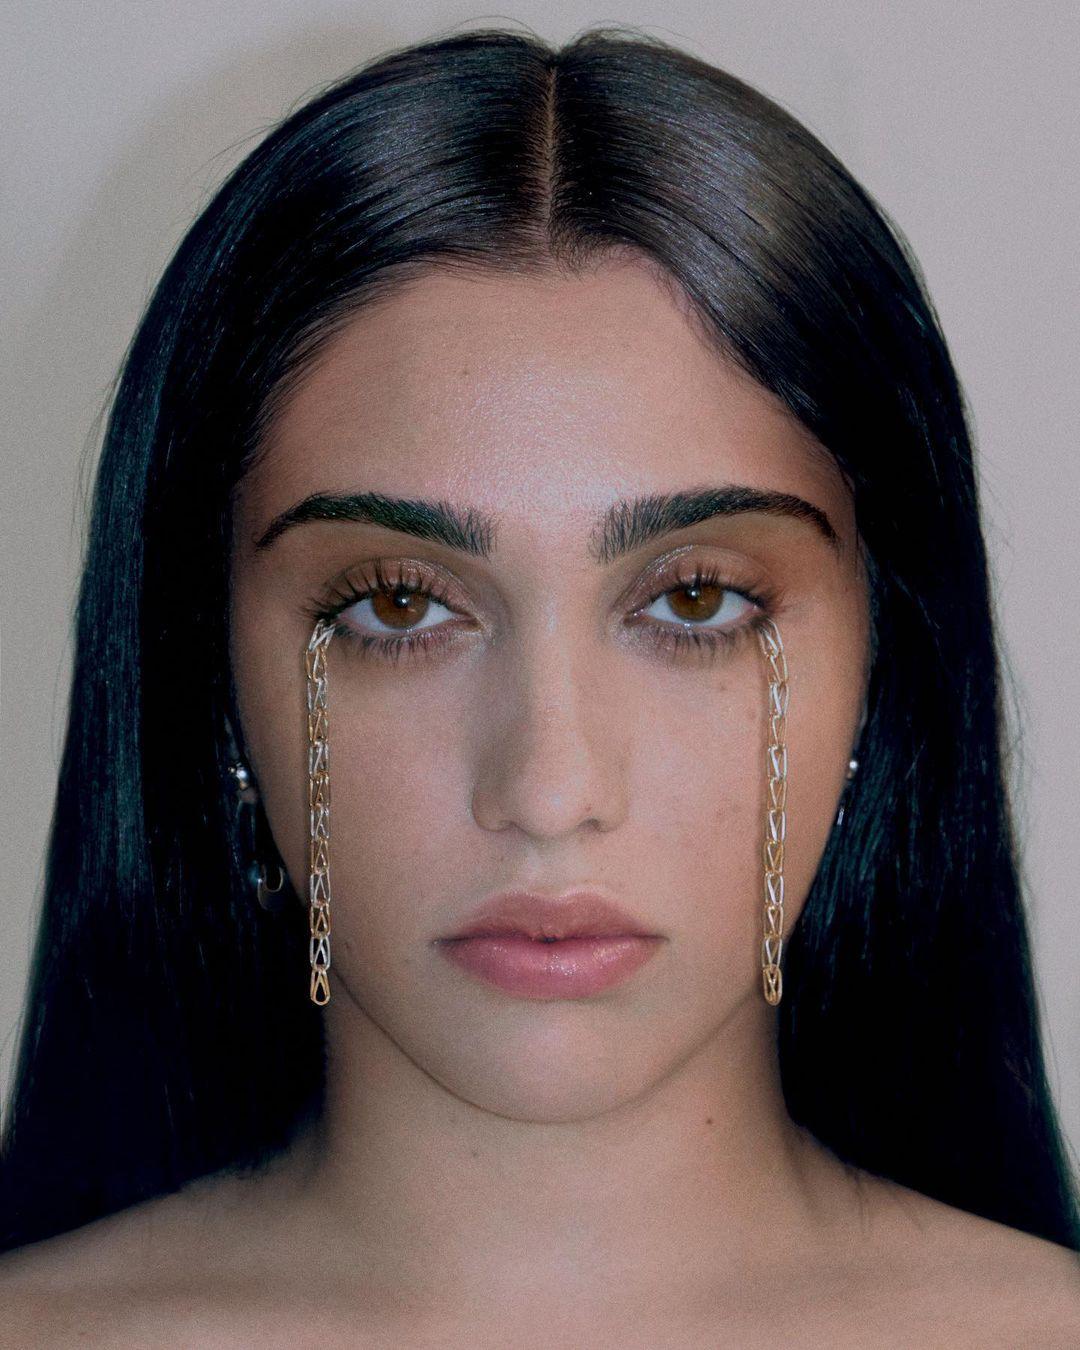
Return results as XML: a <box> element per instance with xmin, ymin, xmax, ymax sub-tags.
<box><xmin>435</xmin><ymin>933</ymin><xmax>663</xmax><ymax>998</ymax></box>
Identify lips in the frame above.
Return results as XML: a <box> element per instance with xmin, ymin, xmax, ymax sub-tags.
<box><xmin>433</xmin><ymin>889</ymin><xmax>664</xmax><ymax>999</ymax></box>
<box><xmin>440</xmin><ymin>889</ymin><xmax>659</xmax><ymax>942</ymax></box>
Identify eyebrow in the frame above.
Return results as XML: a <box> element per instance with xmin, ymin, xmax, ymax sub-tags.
<box><xmin>252</xmin><ymin>484</ymin><xmax>840</xmax><ymax>561</ymax></box>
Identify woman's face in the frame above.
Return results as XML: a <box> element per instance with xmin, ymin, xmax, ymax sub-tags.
<box><xmin>229</xmin><ymin>256</ymin><xmax>869</xmax><ymax>1119</ymax></box>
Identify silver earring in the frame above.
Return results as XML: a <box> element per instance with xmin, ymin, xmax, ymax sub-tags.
<box><xmin>835</xmin><ymin>757</ymin><xmax>859</xmax><ymax>828</ymax></box>
<box><xmin>256</xmin><ymin>859</ymin><xmax>288</xmax><ymax>911</ymax></box>
<box><xmin>226</xmin><ymin>733</ymin><xmax>291</xmax><ymax>913</ymax></box>
<box><xmin>228</xmin><ymin>758</ymin><xmax>259</xmax><ymax>806</ymax></box>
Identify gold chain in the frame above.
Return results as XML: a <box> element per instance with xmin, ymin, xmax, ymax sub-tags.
<box><xmin>756</xmin><ymin>617</ymin><xmax>789</xmax><ymax>1006</ymax></box>
<box><xmin>306</xmin><ymin>618</ymin><xmax>334</xmax><ymax>1005</ymax></box>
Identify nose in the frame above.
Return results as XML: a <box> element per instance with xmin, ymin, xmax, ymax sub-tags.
<box><xmin>469</xmin><ymin>638</ymin><xmax>630</xmax><ymax>840</ymax></box>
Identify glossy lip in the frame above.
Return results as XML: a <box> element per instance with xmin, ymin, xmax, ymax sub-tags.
<box><xmin>439</xmin><ymin>889</ymin><xmax>660</xmax><ymax>942</ymax></box>
<box><xmin>433</xmin><ymin>890</ymin><xmax>664</xmax><ymax>1000</ymax></box>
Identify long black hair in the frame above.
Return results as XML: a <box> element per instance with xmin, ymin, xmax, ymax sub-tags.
<box><xmin>3</xmin><ymin>23</ymin><xmax>1077</xmax><ymax>1254</ymax></box>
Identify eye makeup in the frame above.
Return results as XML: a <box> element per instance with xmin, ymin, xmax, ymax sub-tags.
<box><xmin>302</xmin><ymin>551</ymin><xmax>783</xmax><ymax>668</ymax></box>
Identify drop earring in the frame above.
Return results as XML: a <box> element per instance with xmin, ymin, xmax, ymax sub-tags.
<box><xmin>756</xmin><ymin>618</ymin><xmax>788</xmax><ymax>1007</ymax></box>
<box><xmin>306</xmin><ymin>617</ymin><xmax>335</xmax><ymax>1006</ymax></box>
<box><xmin>225</xmin><ymin>721</ymin><xmax>290</xmax><ymax>913</ymax></box>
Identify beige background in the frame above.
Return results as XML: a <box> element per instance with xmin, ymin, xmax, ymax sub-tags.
<box><xmin>2</xmin><ymin>2</ymin><xmax>1077</xmax><ymax>1170</ymax></box>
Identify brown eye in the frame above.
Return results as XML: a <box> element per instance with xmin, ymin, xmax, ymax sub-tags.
<box><xmin>665</xmin><ymin>580</ymin><xmax>726</xmax><ymax>623</ymax></box>
<box><xmin>639</xmin><ymin>575</ymin><xmax>752</xmax><ymax>634</ymax></box>
<box><xmin>370</xmin><ymin>584</ymin><xmax>432</xmax><ymax>630</ymax></box>
<box><xmin>311</xmin><ymin>556</ymin><xmax>774</xmax><ymax>667</ymax></box>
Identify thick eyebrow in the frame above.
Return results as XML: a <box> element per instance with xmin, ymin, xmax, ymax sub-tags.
<box><xmin>252</xmin><ymin>484</ymin><xmax>840</xmax><ymax>560</ymax></box>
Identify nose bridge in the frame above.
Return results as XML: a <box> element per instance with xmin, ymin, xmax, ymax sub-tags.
<box><xmin>470</xmin><ymin>617</ymin><xmax>629</xmax><ymax>838</ymax></box>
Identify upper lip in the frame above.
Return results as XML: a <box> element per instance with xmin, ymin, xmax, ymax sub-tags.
<box><xmin>441</xmin><ymin>890</ymin><xmax>660</xmax><ymax>941</ymax></box>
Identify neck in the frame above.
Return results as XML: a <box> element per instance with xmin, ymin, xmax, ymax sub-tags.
<box><xmin>261</xmin><ymin>988</ymin><xmax>864</xmax><ymax>1321</ymax></box>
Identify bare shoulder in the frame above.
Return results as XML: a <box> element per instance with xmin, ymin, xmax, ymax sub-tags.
<box><xmin>856</xmin><ymin>1176</ymin><xmax>1080</xmax><ymax>1346</ymax></box>
<box><xmin>0</xmin><ymin>1164</ymin><xmax>262</xmax><ymax>1282</ymax></box>
<box><xmin>0</xmin><ymin>1169</ymin><xmax>272</xmax><ymax>1348</ymax></box>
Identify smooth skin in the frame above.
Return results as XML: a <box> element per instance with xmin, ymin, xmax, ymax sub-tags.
<box><xmin>2</xmin><ymin>255</ymin><xmax>1078</xmax><ymax>1347</ymax></box>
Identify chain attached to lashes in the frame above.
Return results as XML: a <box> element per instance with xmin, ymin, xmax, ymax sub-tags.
<box><xmin>306</xmin><ymin>617</ymin><xmax>335</xmax><ymax>1005</ymax></box>
<box><xmin>756</xmin><ymin>617</ymin><xmax>788</xmax><ymax>1006</ymax></box>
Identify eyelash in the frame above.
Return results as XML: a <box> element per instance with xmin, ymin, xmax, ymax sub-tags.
<box><xmin>306</xmin><ymin>557</ymin><xmax>779</xmax><ymax>666</ymax></box>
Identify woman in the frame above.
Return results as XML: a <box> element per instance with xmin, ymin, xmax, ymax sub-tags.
<box><xmin>1</xmin><ymin>23</ymin><xmax>1077</xmax><ymax>1345</ymax></box>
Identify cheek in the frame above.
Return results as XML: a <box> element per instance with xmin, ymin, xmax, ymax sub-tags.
<box><xmin>618</xmin><ymin>631</ymin><xmax>854</xmax><ymax>954</ymax></box>
<box><xmin>289</xmin><ymin>673</ymin><xmax>471</xmax><ymax>950</ymax></box>
<box><xmin>333</xmin><ymin>709</ymin><xmax>461</xmax><ymax>880</ymax></box>
<box><xmin>623</xmin><ymin>669</ymin><xmax>787</xmax><ymax>959</ymax></box>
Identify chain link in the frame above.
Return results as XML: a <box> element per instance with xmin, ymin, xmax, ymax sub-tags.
<box><xmin>306</xmin><ymin>618</ymin><xmax>335</xmax><ymax>1005</ymax></box>
<box><xmin>756</xmin><ymin>617</ymin><xmax>789</xmax><ymax>1006</ymax></box>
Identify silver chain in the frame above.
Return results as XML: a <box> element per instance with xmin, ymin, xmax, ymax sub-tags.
<box><xmin>756</xmin><ymin>617</ymin><xmax>789</xmax><ymax>1006</ymax></box>
<box><xmin>306</xmin><ymin>618</ymin><xmax>335</xmax><ymax>1005</ymax></box>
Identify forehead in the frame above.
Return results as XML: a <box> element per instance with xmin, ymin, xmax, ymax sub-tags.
<box><xmin>242</xmin><ymin>258</ymin><xmax>852</xmax><ymax>551</ymax></box>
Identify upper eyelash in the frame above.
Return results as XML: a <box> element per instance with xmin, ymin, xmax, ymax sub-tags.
<box><xmin>311</xmin><ymin>557</ymin><xmax>457</xmax><ymax>630</ymax></box>
<box><xmin>306</xmin><ymin>557</ymin><xmax>777</xmax><ymax>663</ymax></box>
